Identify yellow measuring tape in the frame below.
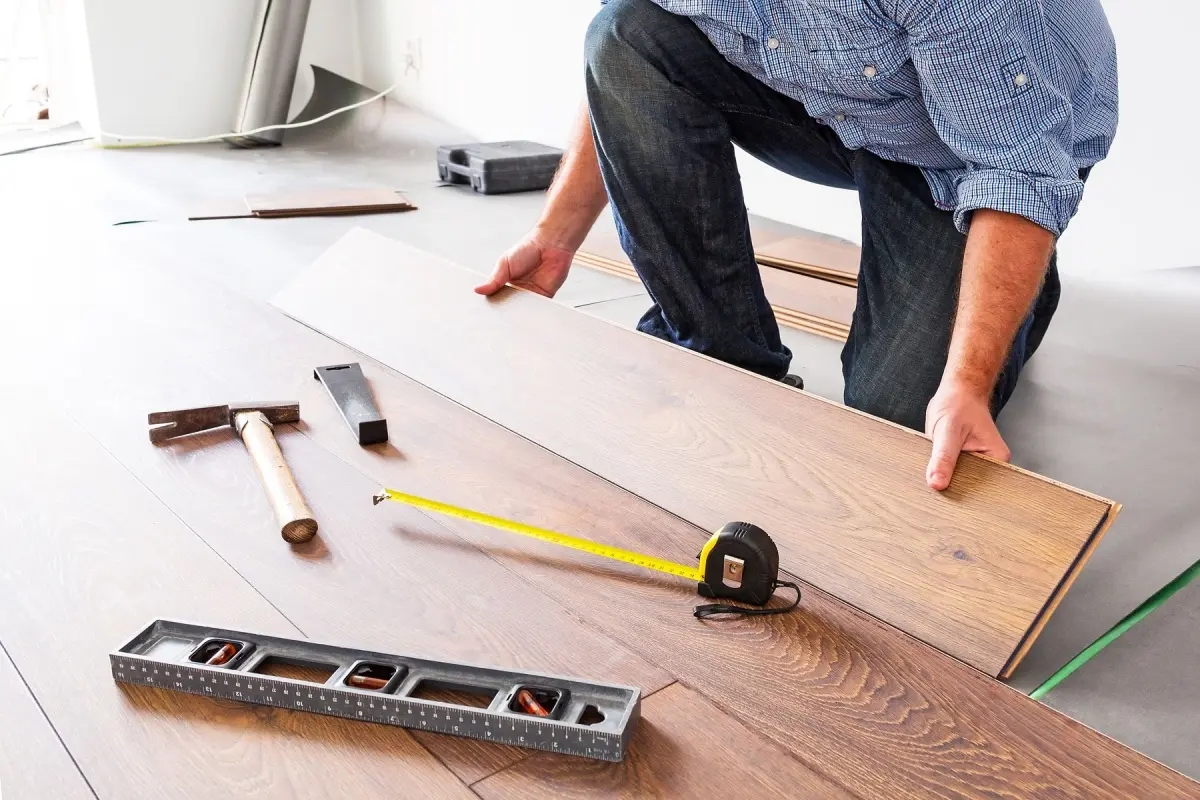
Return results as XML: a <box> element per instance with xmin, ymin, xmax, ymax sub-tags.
<box><xmin>373</xmin><ymin>487</ymin><xmax>716</xmax><ymax>583</ymax></box>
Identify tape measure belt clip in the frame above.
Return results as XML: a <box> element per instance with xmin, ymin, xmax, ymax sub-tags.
<box><xmin>697</xmin><ymin>522</ymin><xmax>780</xmax><ymax>605</ymax></box>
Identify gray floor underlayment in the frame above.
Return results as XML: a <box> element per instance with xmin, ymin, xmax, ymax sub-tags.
<box><xmin>1</xmin><ymin>66</ymin><xmax>1194</xmax><ymax>777</ymax></box>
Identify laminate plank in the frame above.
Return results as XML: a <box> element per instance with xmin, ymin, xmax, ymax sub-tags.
<box><xmin>757</xmin><ymin>264</ymin><xmax>855</xmax><ymax>328</ymax></box>
<box><xmin>231</xmin><ymin>339</ymin><xmax>1197</xmax><ymax>797</ymax></box>
<box><xmin>473</xmin><ymin>684</ymin><xmax>853</xmax><ymax>799</ymax></box>
<box><xmin>272</xmin><ymin>229</ymin><xmax>1117</xmax><ymax>679</ymax></box>
<box><xmin>0</xmin><ymin>643</ymin><xmax>94</xmax><ymax>800</ymax></box>
<box><xmin>581</xmin><ymin>210</ymin><xmax>862</xmax><ymax>286</ymax></box>
<box><xmin>0</xmin><ymin>389</ymin><xmax>473</xmax><ymax>800</ymax></box>
<box><xmin>573</xmin><ymin>253</ymin><xmax>852</xmax><ymax>340</ymax></box>
<box><xmin>748</xmin><ymin>213</ymin><xmax>862</xmax><ymax>284</ymax></box>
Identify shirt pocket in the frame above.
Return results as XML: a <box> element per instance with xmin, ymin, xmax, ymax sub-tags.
<box><xmin>800</xmin><ymin>28</ymin><xmax>916</xmax><ymax>101</ymax></box>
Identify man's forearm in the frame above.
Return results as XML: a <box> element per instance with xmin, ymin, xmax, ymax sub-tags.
<box><xmin>943</xmin><ymin>209</ymin><xmax>1056</xmax><ymax>397</ymax></box>
<box><xmin>535</xmin><ymin>103</ymin><xmax>610</xmax><ymax>251</ymax></box>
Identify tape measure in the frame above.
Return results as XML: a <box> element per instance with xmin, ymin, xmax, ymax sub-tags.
<box><xmin>373</xmin><ymin>488</ymin><xmax>800</xmax><ymax>617</ymax></box>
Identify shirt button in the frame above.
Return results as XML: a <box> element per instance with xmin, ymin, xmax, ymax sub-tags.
<box><xmin>1014</xmin><ymin>72</ymin><xmax>1028</xmax><ymax>86</ymax></box>
<box><xmin>834</xmin><ymin>113</ymin><xmax>846</xmax><ymax>122</ymax></box>
<box><xmin>863</xmin><ymin>65</ymin><xmax>877</xmax><ymax>78</ymax></box>
<box><xmin>766</xmin><ymin>37</ymin><xmax>780</xmax><ymax>50</ymax></box>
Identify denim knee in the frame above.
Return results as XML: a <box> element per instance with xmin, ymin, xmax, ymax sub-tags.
<box><xmin>585</xmin><ymin>0</ymin><xmax>669</xmax><ymax>82</ymax></box>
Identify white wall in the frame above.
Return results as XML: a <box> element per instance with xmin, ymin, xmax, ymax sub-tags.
<box><xmin>48</xmin><ymin>0</ymin><xmax>361</xmax><ymax>142</ymax></box>
<box><xmin>356</xmin><ymin>1</ymin><xmax>594</xmax><ymax>147</ymax></box>
<box><xmin>357</xmin><ymin>0</ymin><xmax>1200</xmax><ymax>274</ymax></box>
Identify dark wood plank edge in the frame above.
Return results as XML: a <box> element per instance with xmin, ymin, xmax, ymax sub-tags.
<box><xmin>1000</xmin><ymin>502</ymin><xmax>1123</xmax><ymax>680</ymax></box>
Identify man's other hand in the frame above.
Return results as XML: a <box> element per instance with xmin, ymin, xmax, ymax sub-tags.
<box><xmin>924</xmin><ymin>382</ymin><xmax>1011</xmax><ymax>491</ymax></box>
<box><xmin>475</xmin><ymin>231</ymin><xmax>576</xmax><ymax>298</ymax></box>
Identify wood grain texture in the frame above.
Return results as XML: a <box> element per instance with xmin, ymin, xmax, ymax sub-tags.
<box><xmin>0</xmin><ymin>389</ymin><xmax>473</xmax><ymax>800</ymax></box>
<box><xmin>240</xmin><ymin>343</ymin><xmax>1197</xmax><ymax>799</ymax></box>
<box><xmin>473</xmin><ymin>684</ymin><xmax>852</xmax><ymax>799</ymax></box>
<box><xmin>272</xmin><ymin>229</ymin><xmax>1117</xmax><ymax>678</ymax></box>
<box><xmin>0</xmin><ymin>643</ymin><xmax>94</xmax><ymax>800</ymax></box>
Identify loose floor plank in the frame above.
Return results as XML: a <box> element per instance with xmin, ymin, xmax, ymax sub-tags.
<box><xmin>0</xmin><ymin>389</ymin><xmax>473</xmax><ymax>800</ymax></box>
<box><xmin>0</xmin><ymin>643</ymin><xmax>94</xmax><ymax>800</ymax></box>
<box><xmin>473</xmin><ymin>684</ymin><xmax>853</xmax><ymax>799</ymax></box>
<box><xmin>272</xmin><ymin>229</ymin><xmax>1117</xmax><ymax>679</ymax></box>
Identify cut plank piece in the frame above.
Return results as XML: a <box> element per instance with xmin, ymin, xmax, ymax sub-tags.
<box><xmin>245</xmin><ymin>187</ymin><xmax>416</xmax><ymax>217</ymax></box>
<box><xmin>273</xmin><ymin>229</ymin><xmax>1118</xmax><ymax>679</ymax></box>
<box><xmin>0</xmin><ymin>388</ymin><xmax>472</xmax><ymax>800</ymax></box>
<box><xmin>474</xmin><ymin>684</ymin><xmax>851</xmax><ymax>799</ymax></box>
<box><xmin>189</xmin><ymin>188</ymin><xmax>415</xmax><ymax>221</ymax></box>
<box><xmin>0</xmin><ymin>643</ymin><xmax>93</xmax><ymax>800</ymax></box>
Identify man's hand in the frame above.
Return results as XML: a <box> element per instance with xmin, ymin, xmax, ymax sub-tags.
<box><xmin>926</xmin><ymin>209</ymin><xmax>1053</xmax><ymax>491</ymax></box>
<box><xmin>476</xmin><ymin>101</ymin><xmax>609</xmax><ymax>299</ymax></box>
<box><xmin>475</xmin><ymin>232</ymin><xmax>575</xmax><ymax>298</ymax></box>
<box><xmin>925</xmin><ymin>381</ymin><xmax>1011</xmax><ymax>491</ymax></box>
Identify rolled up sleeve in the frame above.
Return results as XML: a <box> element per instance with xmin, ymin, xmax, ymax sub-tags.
<box><xmin>899</xmin><ymin>0</ymin><xmax>1084</xmax><ymax>235</ymax></box>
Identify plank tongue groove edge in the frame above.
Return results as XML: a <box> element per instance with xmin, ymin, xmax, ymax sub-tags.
<box><xmin>271</xmin><ymin>228</ymin><xmax>1119</xmax><ymax>679</ymax></box>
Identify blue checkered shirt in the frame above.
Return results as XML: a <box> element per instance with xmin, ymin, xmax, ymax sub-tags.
<box><xmin>614</xmin><ymin>0</ymin><xmax>1118</xmax><ymax>235</ymax></box>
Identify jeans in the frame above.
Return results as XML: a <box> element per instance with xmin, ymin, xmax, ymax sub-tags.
<box><xmin>584</xmin><ymin>0</ymin><xmax>1064</xmax><ymax>431</ymax></box>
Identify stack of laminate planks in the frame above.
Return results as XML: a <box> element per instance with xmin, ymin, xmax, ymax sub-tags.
<box><xmin>575</xmin><ymin>213</ymin><xmax>857</xmax><ymax>341</ymax></box>
<box><xmin>748</xmin><ymin>213</ymin><xmax>861</xmax><ymax>287</ymax></box>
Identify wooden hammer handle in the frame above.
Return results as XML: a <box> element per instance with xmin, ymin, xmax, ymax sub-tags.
<box><xmin>235</xmin><ymin>411</ymin><xmax>318</xmax><ymax>543</ymax></box>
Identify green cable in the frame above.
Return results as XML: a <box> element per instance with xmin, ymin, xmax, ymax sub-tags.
<box><xmin>1030</xmin><ymin>558</ymin><xmax>1200</xmax><ymax>701</ymax></box>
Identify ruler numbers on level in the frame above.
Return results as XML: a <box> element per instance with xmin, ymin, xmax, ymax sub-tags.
<box><xmin>111</xmin><ymin>657</ymin><xmax>621</xmax><ymax>760</ymax></box>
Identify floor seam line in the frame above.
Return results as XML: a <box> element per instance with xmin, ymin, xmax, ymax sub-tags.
<box><xmin>0</xmin><ymin>638</ymin><xmax>101</xmax><ymax>800</ymax></box>
<box><xmin>62</xmin><ymin>407</ymin><xmax>308</xmax><ymax>638</ymax></box>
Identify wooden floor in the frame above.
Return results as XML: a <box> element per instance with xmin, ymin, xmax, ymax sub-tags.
<box><xmin>0</xmin><ymin>223</ymin><xmax>1190</xmax><ymax>798</ymax></box>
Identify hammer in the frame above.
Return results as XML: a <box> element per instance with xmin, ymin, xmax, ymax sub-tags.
<box><xmin>148</xmin><ymin>402</ymin><xmax>318</xmax><ymax>543</ymax></box>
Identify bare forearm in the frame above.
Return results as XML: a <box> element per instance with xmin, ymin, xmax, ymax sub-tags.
<box><xmin>535</xmin><ymin>103</ymin><xmax>609</xmax><ymax>251</ymax></box>
<box><xmin>943</xmin><ymin>209</ymin><xmax>1056</xmax><ymax>397</ymax></box>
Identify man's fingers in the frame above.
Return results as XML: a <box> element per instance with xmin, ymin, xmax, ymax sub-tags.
<box><xmin>474</xmin><ymin>260</ymin><xmax>512</xmax><ymax>296</ymax></box>
<box><xmin>926</xmin><ymin>418</ymin><xmax>964</xmax><ymax>491</ymax></box>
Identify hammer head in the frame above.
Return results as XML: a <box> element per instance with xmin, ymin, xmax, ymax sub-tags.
<box><xmin>148</xmin><ymin>402</ymin><xmax>300</xmax><ymax>443</ymax></box>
